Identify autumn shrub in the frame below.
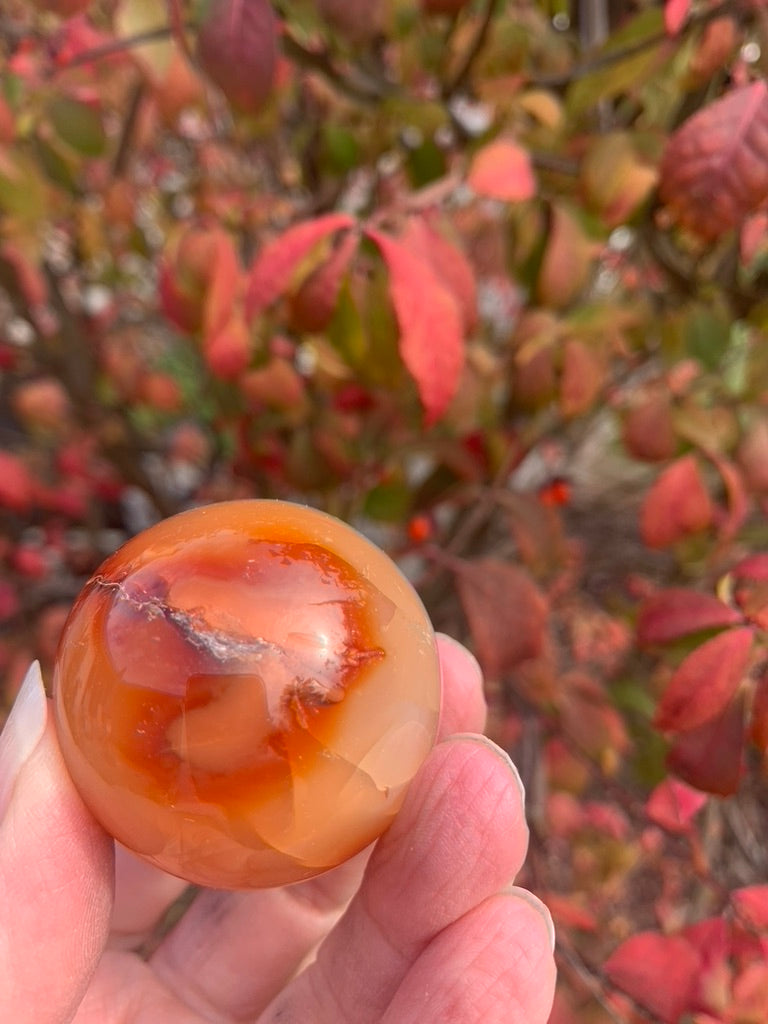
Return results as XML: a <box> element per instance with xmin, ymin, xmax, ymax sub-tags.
<box><xmin>3</xmin><ymin>1</ymin><xmax>768</xmax><ymax>1020</ymax></box>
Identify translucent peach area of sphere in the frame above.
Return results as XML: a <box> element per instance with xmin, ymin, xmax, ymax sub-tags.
<box><xmin>53</xmin><ymin>501</ymin><xmax>441</xmax><ymax>889</ymax></box>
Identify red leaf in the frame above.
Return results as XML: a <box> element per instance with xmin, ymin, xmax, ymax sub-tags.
<box><xmin>710</xmin><ymin>455</ymin><xmax>749</xmax><ymax>541</ymax></box>
<box><xmin>664</xmin><ymin>0</ymin><xmax>690</xmax><ymax>34</ymax></box>
<box><xmin>467</xmin><ymin>139</ymin><xmax>536</xmax><ymax>202</ymax></box>
<box><xmin>455</xmin><ymin>559</ymin><xmax>548</xmax><ymax>680</ymax></box>
<box><xmin>0</xmin><ymin>452</ymin><xmax>34</xmax><ymax>514</ymax></box>
<box><xmin>559</xmin><ymin>673</ymin><xmax>630</xmax><ymax>768</ymax></box>
<box><xmin>731</xmin><ymin>962</ymin><xmax>768</xmax><ymax>1017</ymax></box>
<box><xmin>158</xmin><ymin>226</ymin><xmax>240</xmax><ymax>337</ymax></box>
<box><xmin>637</xmin><ymin>588</ymin><xmax>742</xmax><ymax>647</ymax></box>
<box><xmin>366</xmin><ymin>228</ymin><xmax>465</xmax><ymax>425</ymax></box>
<box><xmin>683</xmin><ymin>916</ymin><xmax>731</xmax><ymax>967</ymax></box>
<box><xmin>667</xmin><ymin>692</ymin><xmax>745</xmax><ymax>796</ymax></box>
<box><xmin>288</xmin><ymin>230</ymin><xmax>359</xmax><ymax>333</ymax></box>
<box><xmin>740</xmin><ymin>210</ymin><xmax>768</xmax><ymax>265</ymax></box>
<box><xmin>646</xmin><ymin>777</ymin><xmax>708</xmax><ymax>834</ymax></box>
<box><xmin>197</xmin><ymin>0</ymin><xmax>278</xmax><ymax>114</ymax></box>
<box><xmin>660</xmin><ymin>81</ymin><xmax>768</xmax><ymax>241</ymax></box>
<box><xmin>640</xmin><ymin>454</ymin><xmax>713</xmax><ymax>548</ymax></box>
<box><xmin>749</xmin><ymin>669</ymin><xmax>768</xmax><ymax>752</ymax></box>
<box><xmin>732</xmin><ymin>886</ymin><xmax>768</xmax><ymax>932</ymax></box>
<box><xmin>399</xmin><ymin>216</ymin><xmax>478</xmax><ymax>332</ymax></box>
<box><xmin>732</xmin><ymin>554</ymin><xmax>768</xmax><ymax>581</ymax></box>
<box><xmin>245</xmin><ymin>214</ymin><xmax>355</xmax><ymax>319</ymax></box>
<box><xmin>655</xmin><ymin>627</ymin><xmax>753</xmax><ymax>733</ymax></box>
<box><xmin>604</xmin><ymin>932</ymin><xmax>701</xmax><ymax>1023</ymax></box>
<box><xmin>544</xmin><ymin>893</ymin><xmax>598</xmax><ymax>931</ymax></box>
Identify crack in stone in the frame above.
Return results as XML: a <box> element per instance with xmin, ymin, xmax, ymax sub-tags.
<box><xmin>93</xmin><ymin>573</ymin><xmax>285</xmax><ymax>664</ymax></box>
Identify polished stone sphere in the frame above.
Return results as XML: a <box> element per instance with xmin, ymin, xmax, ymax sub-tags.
<box><xmin>53</xmin><ymin>500</ymin><xmax>441</xmax><ymax>889</ymax></box>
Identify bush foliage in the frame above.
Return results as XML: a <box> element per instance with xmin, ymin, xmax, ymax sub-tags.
<box><xmin>3</xmin><ymin>0</ymin><xmax>768</xmax><ymax>1019</ymax></box>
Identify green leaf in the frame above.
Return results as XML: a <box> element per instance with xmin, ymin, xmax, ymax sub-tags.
<box><xmin>328</xmin><ymin>280</ymin><xmax>367</xmax><ymax>367</ymax></box>
<box><xmin>567</xmin><ymin>9</ymin><xmax>671</xmax><ymax>116</ymax></box>
<box><xmin>363</xmin><ymin>479</ymin><xmax>412</xmax><ymax>521</ymax></box>
<box><xmin>321</xmin><ymin>124</ymin><xmax>360</xmax><ymax>174</ymax></box>
<box><xmin>406</xmin><ymin>137</ymin><xmax>447</xmax><ymax>188</ymax></box>
<box><xmin>47</xmin><ymin>96</ymin><xmax>107</xmax><ymax>158</ymax></box>
<box><xmin>0</xmin><ymin>150</ymin><xmax>47</xmax><ymax>221</ymax></box>
<box><xmin>685</xmin><ymin>305</ymin><xmax>729</xmax><ymax>370</ymax></box>
<box><xmin>32</xmin><ymin>136</ymin><xmax>78</xmax><ymax>191</ymax></box>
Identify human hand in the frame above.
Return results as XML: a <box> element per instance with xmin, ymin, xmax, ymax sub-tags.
<box><xmin>0</xmin><ymin>634</ymin><xmax>555</xmax><ymax>1024</ymax></box>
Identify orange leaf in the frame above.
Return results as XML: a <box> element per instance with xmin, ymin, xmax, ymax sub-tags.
<box><xmin>203</xmin><ymin>314</ymin><xmax>252</xmax><ymax>379</ymax></box>
<box><xmin>536</xmin><ymin>204</ymin><xmax>596</xmax><ymax>309</ymax></box>
<box><xmin>637</xmin><ymin>588</ymin><xmax>742</xmax><ymax>647</ymax></box>
<box><xmin>604</xmin><ymin>932</ymin><xmax>701</xmax><ymax>1023</ymax></box>
<box><xmin>667</xmin><ymin>692</ymin><xmax>745</xmax><ymax>796</ymax></box>
<box><xmin>622</xmin><ymin>392</ymin><xmax>677</xmax><ymax>462</ymax></box>
<box><xmin>559</xmin><ymin>338</ymin><xmax>603</xmax><ymax>418</ymax></box>
<box><xmin>467</xmin><ymin>139</ymin><xmax>536</xmax><ymax>203</ymax></box>
<box><xmin>455</xmin><ymin>559</ymin><xmax>548</xmax><ymax>680</ymax></box>
<box><xmin>245</xmin><ymin>214</ymin><xmax>356</xmax><ymax>319</ymax></box>
<box><xmin>0</xmin><ymin>243</ymin><xmax>47</xmax><ymax>308</ymax></box>
<box><xmin>660</xmin><ymin>81</ymin><xmax>768</xmax><ymax>241</ymax></box>
<box><xmin>197</xmin><ymin>0</ymin><xmax>278</xmax><ymax>114</ymax></box>
<box><xmin>640</xmin><ymin>454</ymin><xmax>713</xmax><ymax>548</ymax></box>
<box><xmin>365</xmin><ymin>228</ymin><xmax>465</xmax><ymax>425</ymax></box>
<box><xmin>655</xmin><ymin>627</ymin><xmax>753</xmax><ymax>733</ymax></box>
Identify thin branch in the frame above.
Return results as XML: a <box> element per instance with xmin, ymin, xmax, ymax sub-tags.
<box><xmin>531</xmin><ymin>0</ymin><xmax>735</xmax><ymax>89</ymax></box>
<box><xmin>556</xmin><ymin>940</ymin><xmax>632</xmax><ymax>1024</ymax></box>
<box><xmin>280</xmin><ymin>27</ymin><xmax>393</xmax><ymax>104</ymax></box>
<box><xmin>165</xmin><ymin>0</ymin><xmax>194</xmax><ymax>63</ymax></box>
<box><xmin>49</xmin><ymin>25</ymin><xmax>178</xmax><ymax>75</ymax></box>
<box><xmin>111</xmin><ymin>79</ymin><xmax>146</xmax><ymax>179</ymax></box>
<box><xmin>444</xmin><ymin>0</ymin><xmax>498</xmax><ymax>97</ymax></box>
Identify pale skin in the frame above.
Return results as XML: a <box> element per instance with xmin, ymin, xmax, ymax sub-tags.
<box><xmin>0</xmin><ymin>634</ymin><xmax>556</xmax><ymax>1024</ymax></box>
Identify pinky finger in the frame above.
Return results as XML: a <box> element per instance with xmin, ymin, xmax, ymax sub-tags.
<box><xmin>380</xmin><ymin>890</ymin><xmax>556</xmax><ymax>1024</ymax></box>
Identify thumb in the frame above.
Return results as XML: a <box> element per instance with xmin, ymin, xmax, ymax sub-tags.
<box><xmin>0</xmin><ymin>663</ymin><xmax>114</xmax><ymax>1024</ymax></box>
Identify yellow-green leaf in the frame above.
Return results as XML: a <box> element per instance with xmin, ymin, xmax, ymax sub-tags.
<box><xmin>47</xmin><ymin>96</ymin><xmax>107</xmax><ymax>158</ymax></box>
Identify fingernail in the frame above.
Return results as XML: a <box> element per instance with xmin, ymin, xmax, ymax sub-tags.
<box><xmin>505</xmin><ymin>885</ymin><xmax>556</xmax><ymax>951</ymax></box>
<box><xmin>450</xmin><ymin>733</ymin><xmax>526</xmax><ymax>805</ymax></box>
<box><xmin>0</xmin><ymin>662</ymin><xmax>48</xmax><ymax>821</ymax></box>
<box><xmin>436</xmin><ymin>633</ymin><xmax>483</xmax><ymax>683</ymax></box>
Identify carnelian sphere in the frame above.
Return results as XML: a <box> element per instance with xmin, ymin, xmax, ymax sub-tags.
<box><xmin>53</xmin><ymin>500</ymin><xmax>441</xmax><ymax>889</ymax></box>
